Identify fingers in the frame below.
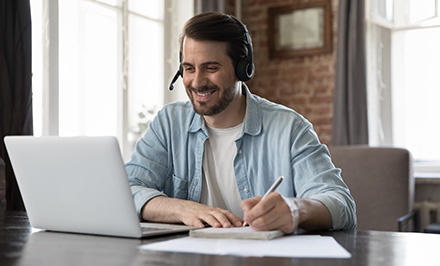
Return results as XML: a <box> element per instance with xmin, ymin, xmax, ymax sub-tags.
<box><xmin>252</xmin><ymin>201</ymin><xmax>294</xmax><ymax>233</ymax></box>
<box><xmin>222</xmin><ymin>210</ymin><xmax>244</xmax><ymax>227</ymax></box>
<box><xmin>241</xmin><ymin>196</ymin><xmax>262</xmax><ymax>213</ymax></box>
<box><xmin>202</xmin><ymin>208</ymin><xmax>243</xmax><ymax>228</ymax></box>
<box><xmin>180</xmin><ymin>201</ymin><xmax>243</xmax><ymax>228</ymax></box>
<box><xmin>198</xmin><ymin>209</ymin><xmax>230</xmax><ymax>228</ymax></box>
<box><xmin>241</xmin><ymin>193</ymin><xmax>296</xmax><ymax>234</ymax></box>
<box><xmin>187</xmin><ymin>218</ymin><xmax>206</xmax><ymax>228</ymax></box>
<box><xmin>242</xmin><ymin>194</ymin><xmax>278</xmax><ymax>225</ymax></box>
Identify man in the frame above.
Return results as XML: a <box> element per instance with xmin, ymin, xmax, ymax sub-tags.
<box><xmin>126</xmin><ymin>11</ymin><xmax>356</xmax><ymax>234</ymax></box>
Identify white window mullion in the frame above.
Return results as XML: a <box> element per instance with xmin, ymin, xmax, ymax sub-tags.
<box><xmin>121</xmin><ymin>0</ymin><xmax>130</xmax><ymax>161</ymax></box>
<box><xmin>42</xmin><ymin>0</ymin><xmax>60</xmax><ymax>136</ymax></box>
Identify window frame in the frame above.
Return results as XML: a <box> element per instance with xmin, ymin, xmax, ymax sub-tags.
<box><xmin>32</xmin><ymin>0</ymin><xmax>192</xmax><ymax>161</ymax></box>
<box><xmin>366</xmin><ymin>0</ymin><xmax>440</xmax><ymax>175</ymax></box>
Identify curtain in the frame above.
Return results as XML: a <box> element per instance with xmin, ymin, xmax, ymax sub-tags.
<box><xmin>331</xmin><ymin>0</ymin><xmax>368</xmax><ymax>145</ymax></box>
<box><xmin>0</xmin><ymin>0</ymin><xmax>33</xmax><ymax>210</ymax></box>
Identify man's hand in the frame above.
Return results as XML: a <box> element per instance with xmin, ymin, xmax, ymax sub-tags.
<box><xmin>142</xmin><ymin>196</ymin><xmax>243</xmax><ymax>228</ymax></box>
<box><xmin>241</xmin><ymin>193</ymin><xmax>297</xmax><ymax>234</ymax></box>
<box><xmin>241</xmin><ymin>193</ymin><xmax>332</xmax><ymax>234</ymax></box>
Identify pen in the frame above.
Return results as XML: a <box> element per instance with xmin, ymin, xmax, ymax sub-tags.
<box><xmin>242</xmin><ymin>175</ymin><xmax>284</xmax><ymax>227</ymax></box>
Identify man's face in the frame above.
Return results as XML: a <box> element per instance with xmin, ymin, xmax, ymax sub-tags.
<box><xmin>182</xmin><ymin>37</ymin><xmax>240</xmax><ymax>116</ymax></box>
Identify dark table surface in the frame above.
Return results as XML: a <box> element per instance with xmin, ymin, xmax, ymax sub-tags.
<box><xmin>1</xmin><ymin>207</ymin><xmax>439</xmax><ymax>266</ymax></box>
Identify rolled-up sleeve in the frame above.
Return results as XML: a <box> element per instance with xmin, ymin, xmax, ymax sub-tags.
<box><xmin>126</xmin><ymin>116</ymin><xmax>170</xmax><ymax>218</ymax></box>
<box><xmin>291</xmin><ymin>124</ymin><xmax>357</xmax><ymax>230</ymax></box>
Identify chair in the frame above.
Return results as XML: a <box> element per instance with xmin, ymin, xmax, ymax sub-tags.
<box><xmin>328</xmin><ymin>145</ymin><xmax>415</xmax><ymax>231</ymax></box>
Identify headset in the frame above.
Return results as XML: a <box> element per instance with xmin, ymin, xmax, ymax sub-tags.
<box><xmin>169</xmin><ymin>15</ymin><xmax>255</xmax><ymax>91</ymax></box>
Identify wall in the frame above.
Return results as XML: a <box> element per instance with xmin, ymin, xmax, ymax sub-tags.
<box><xmin>227</xmin><ymin>0</ymin><xmax>338</xmax><ymax>144</ymax></box>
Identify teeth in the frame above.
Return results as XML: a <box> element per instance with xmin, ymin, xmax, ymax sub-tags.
<box><xmin>196</xmin><ymin>91</ymin><xmax>212</xmax><ymax>96</ymax></box>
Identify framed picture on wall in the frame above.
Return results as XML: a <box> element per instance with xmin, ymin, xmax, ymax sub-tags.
<box><xmin>268</xmin><ymin>0</ymin><xmax>332</xmax><ymax>58</ymax></box>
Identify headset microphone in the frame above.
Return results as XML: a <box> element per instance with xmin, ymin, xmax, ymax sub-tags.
<box><xmin>168</xmin><ymin>69</ymin><xmax>182</xmax><ymax>91</ymax></box>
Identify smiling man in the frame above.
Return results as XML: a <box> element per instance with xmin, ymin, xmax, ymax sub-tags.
<box><xmin>126</xmin><ymin>11</ymin><xmax>356</xmax><ymax>234</ymax></box>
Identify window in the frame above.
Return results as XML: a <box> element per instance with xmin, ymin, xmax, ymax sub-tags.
<box><xmin>366</xmin><ymin>0</ymin><xmax>440</xmax><ymax>175</ymax></box>
<box><xmin>31</xmin><ymin>0</ymin><xmax>192</xmax><ymax>161</ymax></box>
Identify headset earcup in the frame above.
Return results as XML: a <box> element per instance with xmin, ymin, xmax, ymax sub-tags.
<box><xmin>236</xmin><ymin>58</ymin><xmax>254</xmax><ymax>82</ymax></box>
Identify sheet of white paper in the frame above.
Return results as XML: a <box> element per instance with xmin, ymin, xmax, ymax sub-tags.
<box><xmin>139</xmin><ymin>235</ymin><xmax>351</xmax><ymax>258</ymax></box>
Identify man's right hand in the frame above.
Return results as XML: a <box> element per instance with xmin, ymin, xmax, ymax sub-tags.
<box><xmin>141</xmin><ymin>196</ymin><xmax>243</xmax><ymax>228</ymax></box>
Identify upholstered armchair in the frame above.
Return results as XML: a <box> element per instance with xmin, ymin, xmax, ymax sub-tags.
<box><xmin>328</xmin><ymin>145</ymin><xmax>416</xmax><ymax>231</ymax></box>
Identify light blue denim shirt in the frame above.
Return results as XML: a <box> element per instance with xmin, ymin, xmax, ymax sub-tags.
<box><xmin>126</xmin><ymin>85</ymin><xmax>356</xmax><ymax>230</ymax></box>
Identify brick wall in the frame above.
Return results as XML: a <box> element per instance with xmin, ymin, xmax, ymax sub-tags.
<box><xmin>227</xmin><ymin>0</ymin><xmax>338</xmax><ymax>145</ymax></box>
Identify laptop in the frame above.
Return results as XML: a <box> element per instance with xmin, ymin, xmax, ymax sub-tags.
<box><xmin>4</xmin><ymin>136</ymin><xmax>197</xmax><ymax>238</ymax></box>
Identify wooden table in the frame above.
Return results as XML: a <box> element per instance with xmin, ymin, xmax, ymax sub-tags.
<box><xmin>1</xmin><ymin>208</ymin><xmax>438</xmax><ymax>266</ymax></box>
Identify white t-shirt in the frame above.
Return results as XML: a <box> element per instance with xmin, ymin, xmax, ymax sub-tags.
<box><xmin>200</xmin><ymin>123</ymin><xmax>243</xmax><ymax>218</ymax></box>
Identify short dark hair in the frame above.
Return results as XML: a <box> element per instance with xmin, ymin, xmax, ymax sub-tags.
<box><xmin>179</xmin><ymin>11</ymin><xmax>250</xmax><ymax>69</ymax></box>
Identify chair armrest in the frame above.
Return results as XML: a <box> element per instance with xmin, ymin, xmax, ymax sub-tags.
<box><xmin>397</xmin><ymin>210</ymin><xmax>417</xmax><ymax>232</ymax></box>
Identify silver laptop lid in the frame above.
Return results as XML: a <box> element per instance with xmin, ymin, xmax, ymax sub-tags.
<box><xmin>4</xmin><ymin>136</ymin><xmax>143</xmax><ymax>238</ymax></box>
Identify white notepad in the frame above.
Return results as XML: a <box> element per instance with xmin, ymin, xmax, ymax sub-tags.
<box><xmin>189</xmin><ymin>227</ymin><xmax>285</xmax><ymax>240</ymax></box>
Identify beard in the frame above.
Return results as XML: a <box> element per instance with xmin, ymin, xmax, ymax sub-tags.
<box><xmin>187</xmin><ymin>84</ymin><xmax>236</xmax><ymax>116</ymax></box>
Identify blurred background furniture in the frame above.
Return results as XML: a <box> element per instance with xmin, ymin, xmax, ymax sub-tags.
<box><xmin>328</xmin><ymin>145</ymin><xmax>416</xmax><ymax>231</ymax></box>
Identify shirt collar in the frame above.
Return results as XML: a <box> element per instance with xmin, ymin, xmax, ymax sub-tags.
<box><xmin>242</xmin><ymin>84</ymin><xmax>262</xmax><ymax>136</ymax></box>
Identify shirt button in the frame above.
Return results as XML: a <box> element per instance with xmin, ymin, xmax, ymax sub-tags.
<box><xmin>244</xmin><ymin>188</ymin><xmax>249</xmax><ymax>193</ymax></box>
<box><xmin>238</xmin><ymin>150</ymin><xmax>243</xmax><ymax>154</ymax></box>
